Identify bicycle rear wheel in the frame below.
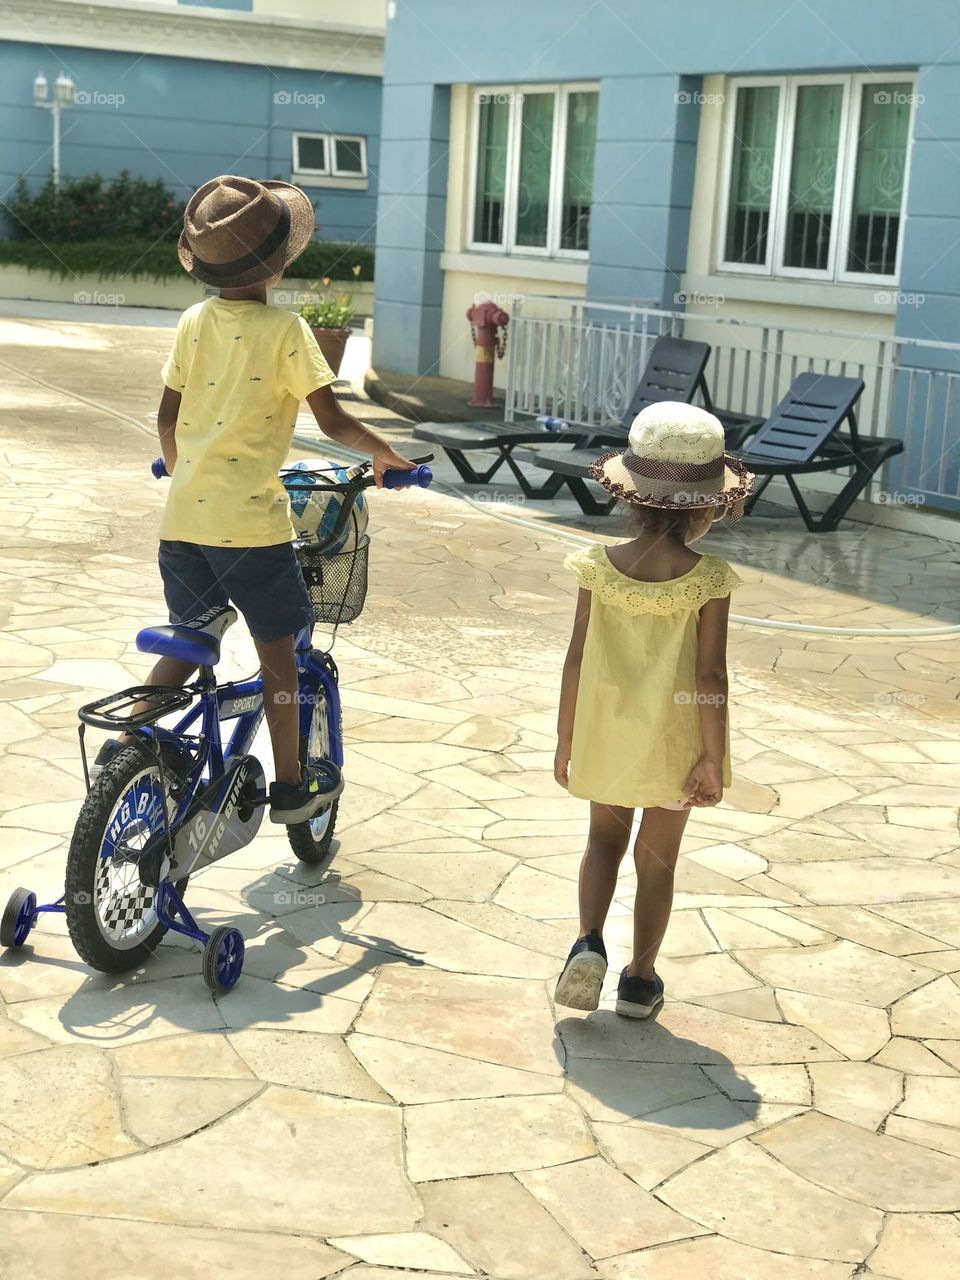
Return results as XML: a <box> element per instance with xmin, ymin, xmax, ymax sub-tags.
<box><xmin>65</xmin><ymin>744</ymin><xmax>188</xmax><ymax>972</ymax></box>
<box><xmin>287</xmin><ymin>688</ymin><xmax>339</xmax><ymax>865</ymax></box>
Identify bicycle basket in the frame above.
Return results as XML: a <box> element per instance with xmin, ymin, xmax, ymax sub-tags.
<box><xmin>297</xmin><ymin>534</ymin><xmax>370</xmax><ymax>625</ymax></box>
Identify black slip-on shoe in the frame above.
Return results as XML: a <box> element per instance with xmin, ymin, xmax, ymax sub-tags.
<box><xmin>269</xmin><ymin>762</ymin><xmax>344</xmax><ymax>825</ymax></box>
<box><xmin>554</xmin><ymin>929</ymin><xmax>608</xmax><ymax>1011</ymax></box>
<box><xmin>616</xmin><ymin>968</ymin><xmax>664</xmax><ymax>1019</ymax></box>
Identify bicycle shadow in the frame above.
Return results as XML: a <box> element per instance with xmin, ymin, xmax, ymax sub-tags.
<box><xmin>28</xmin><ymin>845</ymin><xmax>423</xmax><ymax>1046</ymax></box>
<box><xmin>554</xmin><ymin>1007</ymin><xmax>764</xmax><ymax>1135</ymax></box>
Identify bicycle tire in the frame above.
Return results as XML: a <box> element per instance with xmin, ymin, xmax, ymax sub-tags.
<box><xmin>65</xmin><ymin>744</ymin><xmax>188</xmax><ymax>973</ymax></box>
<box><xmin>286</xmin><ymin>684</ymin><xmax>339</xmax><ymax>865</ymax></box>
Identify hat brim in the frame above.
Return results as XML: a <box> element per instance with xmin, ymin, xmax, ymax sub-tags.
<box><xmin>178</xmin><ymin>180</ymin><xmax>315</xmax><ymax>289</ymax></box>
<box><xmin>589</xmin><ymin>451</ymin><xmax>755</xmax><ymax>521</ymax></box>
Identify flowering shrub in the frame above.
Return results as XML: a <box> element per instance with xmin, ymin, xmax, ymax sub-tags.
<box><xmin>3</xmin><ymin>171</ymin><xmax>185</xmax><ymax>243</ymax></box>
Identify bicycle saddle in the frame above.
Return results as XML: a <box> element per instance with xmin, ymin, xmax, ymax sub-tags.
<box><xmin>137</xmin><ymin>606</ymin><xmax>238</xmax><ymax>667</ymax></box>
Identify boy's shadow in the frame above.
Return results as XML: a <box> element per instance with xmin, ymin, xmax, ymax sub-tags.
<box><xmin>554</xmin><ymin>1007</ymin><xmax>764</xmax><ymax>1136</ymax></box>
<box><xmin>24</xmin><ymin>841</ymin><xmax>423</xmax><ymax>1045</ymax></box>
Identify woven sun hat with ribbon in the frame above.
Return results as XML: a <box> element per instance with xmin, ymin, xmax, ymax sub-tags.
<box><xmin>178</xmin><ymin>174</ymin><xmax>315</xmax><ymax>290</ymax></box>
<box><xmin>589</xmin><ymin>401</ymin><xmax>755</xmax><ymax>521</ymax></box>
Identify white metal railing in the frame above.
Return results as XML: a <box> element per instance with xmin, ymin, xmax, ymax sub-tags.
<box><xmin>504</xmin><ymin>295</ymin><xmax>960</xmax><ymax>512</ymax></box>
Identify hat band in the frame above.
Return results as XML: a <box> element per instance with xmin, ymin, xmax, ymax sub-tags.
<box><xmin>191</xmin><ymin>200</ymin><xmax>292</xmax><ymax>281</ymax></box>
<box><xmin>622</xmin><ymin>449</ymin><xmax>724</xmax><ymax>498</ymax></box>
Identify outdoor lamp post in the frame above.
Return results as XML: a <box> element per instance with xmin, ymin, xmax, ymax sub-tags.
<box><xmin>33</xmin><ymin>71</ymin><xmax>77</xmax><ymax>190</ymax></box>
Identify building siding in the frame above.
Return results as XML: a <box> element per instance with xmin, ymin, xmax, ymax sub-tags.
<box><xmin>373</xmin><ymin>0</ymin><xmax>960</xmax><ymax>374</ymax></box>
<box><xmin>1</xmin><ymin>39</ymin><xmax>381</xmax><ymax>245</ymax></box>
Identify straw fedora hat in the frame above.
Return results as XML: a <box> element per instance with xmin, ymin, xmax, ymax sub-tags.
<box><xmin>178</xmin><ymin>174</ymin><xmax>315</xmax><ymax>289</ymax></box>
<box><xmin>590</xmin><ymin>401</ymin><xmax>754</xmax><ymax>520</ymax></box>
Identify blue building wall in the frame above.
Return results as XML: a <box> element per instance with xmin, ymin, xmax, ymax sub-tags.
<box><xmin>375</xmin><ymin>0</ymin><xmax>960</xmax><ymax>373</ymax></box>
<box><xmin>0</xmin><ymin>40</ymin><xmax>381</xmax><ymax>245</ymax></box>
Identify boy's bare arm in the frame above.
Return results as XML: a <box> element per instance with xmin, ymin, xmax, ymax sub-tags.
<box><xmin>158</xmin><ymin>386</ymin><xmax>182</xmax><ymax>473</ymax></box>
<box><xmin>306</xmin><ymin>385</ymin><xmax>412</xmax><ymax>486</ymax></box>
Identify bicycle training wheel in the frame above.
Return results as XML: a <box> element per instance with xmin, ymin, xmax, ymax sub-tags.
<box><xmin>287</xmin><ymin>689</ymin><xmax>339</xmax><ymax>865</ymax></box>
<box><xmin>65</xmin><ymin>744</ymin><xmax>188</xmax><ymax>972</ymax></box>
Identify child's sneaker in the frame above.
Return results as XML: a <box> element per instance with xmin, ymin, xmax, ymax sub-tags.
<box><xmin>554</xmin><ymin>929</ymin><xmax>608</xmax><ymax>1011</ymax></box>
<box><xmin>269</xmin><ymin>763</ymin><xmax>343</xmax><ymax>824</ymax></box>
<box><xmin>616</xmin><ymin>968</ymin><xmax>664</xmax><ymax>1018</ymax></box>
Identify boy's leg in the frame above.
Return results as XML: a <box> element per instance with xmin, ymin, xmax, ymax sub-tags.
<box><xmin>254</xmin><ymin>633</ymin><xmax>300</xmax><ymax>785</ymax></box>
<box><xmin>628</xmin><ymin>806</ymin><xmax>690</xmax><ymax>979</ymax></box>
<box><xmin>579</xmin><ymin>802</ymin><xmax>634</xmax><ymax>936</ymax></box>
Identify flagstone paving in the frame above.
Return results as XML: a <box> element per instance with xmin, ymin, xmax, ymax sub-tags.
<box><xmin>0</xmin><ymin>311</ymin><xmax>959</xmax><ymax>1276</ymax></box>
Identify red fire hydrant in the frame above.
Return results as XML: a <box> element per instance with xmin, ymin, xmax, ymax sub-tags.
<box><xmin>466</xmin><ymin>300</ymin><xmax>509</xmax><ymax>407</ymax></box>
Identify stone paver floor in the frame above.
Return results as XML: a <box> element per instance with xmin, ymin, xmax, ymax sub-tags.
<box><xmin>0</xmin><ymin>312</ymin><xmax>959</xmax><ymax>1278</ymax></box>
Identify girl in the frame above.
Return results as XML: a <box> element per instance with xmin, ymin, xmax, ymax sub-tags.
<box><xmin>553</xmin><ymin>401</ymin><xmax>753</xmax><ymax>1018</ymax></box>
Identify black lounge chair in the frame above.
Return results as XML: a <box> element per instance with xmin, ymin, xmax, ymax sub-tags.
<box><xmin>529</xmin><ymin>407</ymin><xmax>763</xmax><ymax>516</ymax></box>
<box><xmin>412</xmin><ymin>336</ymin><xmax>712</xmax><ymax>498</ymax></box>
<box><xmin>736</xmin><ymin>372</ymin><xmax>902</xmax><ymax>531</ymax></box>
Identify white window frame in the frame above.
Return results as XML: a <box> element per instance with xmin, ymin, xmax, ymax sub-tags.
<box><xmin>330</xmin><ymin>134</ymin><xmax>367</xmax><ymax>178</ymax></box>
<box><xmin>467</xmin><ymin>81</ymin><xmax>598</xmax><ymax>260</ymax></box>
<box><xmin>292</xmin><ymin>132</ymin><xmax>330</xmax><ymax>176</ymax></box>
<box><xmin>716</xmin><ymin>72</ymin><xmax>916</xmax><ymax>285</ymax></box>
<box><xmin>292</xmin><ymin>132</ymin><xmax>368</xmax><ymax>179</ymax></box>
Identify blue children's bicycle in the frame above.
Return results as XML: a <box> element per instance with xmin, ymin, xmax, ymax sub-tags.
<box><xmin>0</xmin><ymin>455</ymin><xmax>433</xmax><ymax>992</ymax></box>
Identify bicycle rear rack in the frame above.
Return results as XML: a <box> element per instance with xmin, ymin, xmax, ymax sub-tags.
<box><xmin>78</xmin><ymin>685</ymin><xmax>194</xmax><ymax>732</ymax></box>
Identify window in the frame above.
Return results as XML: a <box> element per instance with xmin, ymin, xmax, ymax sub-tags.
<box><xmin>470</xmin><ymin>84</ymin><xmax>598</xmax><ymax>257</ymax></box>
<box><xmin>719</xmin><ymin>75</ymin><xmax>915</xmax><ymax>282</ymax></box>
<box><xmin>292</xmin><ymin>133</ymin><xmax>367</xmax><ymax>179</ymax></box>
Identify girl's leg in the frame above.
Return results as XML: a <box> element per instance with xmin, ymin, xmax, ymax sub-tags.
<box><xmin>628</xmin><ymin>805</ymin><xmax>690</xmax><ymax>979</ymax></box>
<box><xmin>578</xmin><ymin>802</ymin><xmax>635</xmax><ymax>936</ymax></box>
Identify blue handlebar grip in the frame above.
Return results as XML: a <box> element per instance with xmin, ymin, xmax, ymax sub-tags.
<box><xmin>383</xmin><ymin>464</ymin><xmax>433</xmax><ymax>489</ymax></box>
<box><xmin>151</xmin><ymin>457</ymin><xmax>169</xmax><ymax>479</ymax></box>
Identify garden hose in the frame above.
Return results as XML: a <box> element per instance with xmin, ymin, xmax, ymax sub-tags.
<box><xmin>0</xmin><ymin>348</ymin><xmax>951</xmax><ymax>641</ymax></box>
<box><xmin>292</xmin><ymin>435</ymin><xmax>960</xmax><ymax>640</ymax></box>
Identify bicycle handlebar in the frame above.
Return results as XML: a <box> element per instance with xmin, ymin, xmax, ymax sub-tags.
<box><xmin>151</xmin><ymin>457</ymin><xmax>433</xmax><ymax>489</ymax></box>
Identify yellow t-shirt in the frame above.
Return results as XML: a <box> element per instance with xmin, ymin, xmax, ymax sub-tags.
<box><xmin>159</xmin><ymin>298</ymin><xmax>336</xmax><ymax>547</ymax></box>
<box><xmin>565</xmin><ymin>544</ymin><xmax>741</xmax><ymax>808</ymax></box>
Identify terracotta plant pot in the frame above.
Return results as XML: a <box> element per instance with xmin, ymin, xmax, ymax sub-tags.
<box><xmin>309</xmin><ymin>327</ymin><xmax>350</xmax><ymax>377</ymax></box>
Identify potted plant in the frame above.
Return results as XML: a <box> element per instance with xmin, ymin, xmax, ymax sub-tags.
<box><xmin>299</xmin><ymin>267</ymin><xmax>361</xmax><ymax>376</ymax></box>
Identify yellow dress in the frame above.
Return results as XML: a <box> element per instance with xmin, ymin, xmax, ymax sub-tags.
<box><xmin>565</xmin><ymin>544</ymin><xmax>741</xmax><ymax>809</ymax></box>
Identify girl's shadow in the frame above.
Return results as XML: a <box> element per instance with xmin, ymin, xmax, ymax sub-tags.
<box><xmin>555</xmin><ymin>1008</ymin><xmax>763</xmax><ymax>1135</ymax></box>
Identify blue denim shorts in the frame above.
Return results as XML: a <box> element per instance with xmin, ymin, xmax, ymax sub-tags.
<box><xmin>158</xmin><ymin>540</ymin><xmax>314</xmax><ymax>644</ymax></box>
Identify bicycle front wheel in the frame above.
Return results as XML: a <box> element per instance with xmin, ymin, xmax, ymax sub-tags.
<box><xmin>287</xmin><ymin>688</ymin><xmax>339</xmax><ymax>865</ymax></box>
<box><xmin>65</xmin><ymin>745</ymin><xmax>186</xmax><ymax>972</ymax></box>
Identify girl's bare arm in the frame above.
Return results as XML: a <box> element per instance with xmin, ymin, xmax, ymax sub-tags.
<box><xmin>555</xmin><ymin>588</ymin><xmax>591</xmax><ymax>788</ymax></box>
<box><xmin>684</xmin><ymin>593</ymin><xmax>730</xmax><ymax>806</ymax></box>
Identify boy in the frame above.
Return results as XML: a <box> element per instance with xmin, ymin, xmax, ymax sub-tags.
<box><xmin>95</xmin><ymin>174</ymin><xmax>414</xmax><ymax>823</ymax></box>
